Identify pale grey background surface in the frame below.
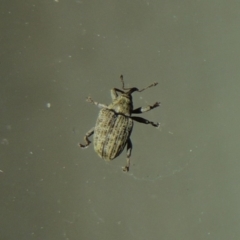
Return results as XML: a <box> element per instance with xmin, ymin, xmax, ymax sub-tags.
<box><xmin>1</xmin><ymin>0</ymin><xmax>240</xmax><ymax>239</ymax></box>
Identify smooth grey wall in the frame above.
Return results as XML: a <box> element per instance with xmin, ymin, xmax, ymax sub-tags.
<box><xmin>1</xmin><ymin>1</ymin><xmax>240</xmax><ymax>239</ymax></box>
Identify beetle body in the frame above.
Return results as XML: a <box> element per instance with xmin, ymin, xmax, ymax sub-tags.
<box><xmin>80</xmin><ymin>75</ymin><xmax>160</xmax><ymax>172</ymax></box>
<box><xmin>94</xmin><ymin>108</ymin><xmax>133</xmax><ymax>160</ymax></box>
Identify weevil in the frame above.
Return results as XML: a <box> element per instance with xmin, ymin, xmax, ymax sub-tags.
<box><xmin>80</xmin><ymin>75</ymin><xmax>160</xmax><ymax>172</ymax></box>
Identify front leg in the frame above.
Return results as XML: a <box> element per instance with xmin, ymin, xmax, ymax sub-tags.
<box><xmin>132</xmin><ymin>102</ymin><xmax>160</xmax><ymax>114</ymax></box>
<box><xmin>79</xmin><ymin>127</ymin><xmax>94</xmax><ymax>148</ymax></box>
<box><xmin>131</xmin><ymin>116</ymin><xmax>160</xmax><ymax>128</ymax></box>
<box><xmin>86</xmin><ymin>97</ymin><xmax>108</xmax><ymax>109</ymax></box>
<box><xmin>122</xmin><ymin>138</ymin><xmax>132</xmax><ymax>172</ymax></box>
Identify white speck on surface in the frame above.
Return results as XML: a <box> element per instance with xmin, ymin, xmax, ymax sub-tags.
<box><xmin>1</xmin><ymin>138</ymin><xmax>9</xmax><ymax>145</ymax></box>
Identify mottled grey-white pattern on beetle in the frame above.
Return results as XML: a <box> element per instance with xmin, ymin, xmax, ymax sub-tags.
<box><xmin>80</xmin><ymin>75</ymin><xmax>160</xmax><ymax>172</ymax></box>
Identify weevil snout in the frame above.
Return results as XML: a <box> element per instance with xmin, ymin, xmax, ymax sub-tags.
<box><xmin>126</xmin><ymin>87</ymin><xmax>139</xmax><ymax>95</ymax></box>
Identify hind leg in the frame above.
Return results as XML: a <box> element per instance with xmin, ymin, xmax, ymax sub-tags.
<box><xmin>79</xmin><ymin>127</ymin><xmax>94</xmax><ymax>148</ymax></box>
<box><xmin>122</xmin><ymin>138</ymin><xmax>132</xmax><ymax>172</ymax></box>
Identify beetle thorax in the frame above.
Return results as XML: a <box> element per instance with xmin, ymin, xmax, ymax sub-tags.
<box><xmin>109</xmin><ymin>95</ymin><xmax>133</xmax><ymax>116</ymax></box>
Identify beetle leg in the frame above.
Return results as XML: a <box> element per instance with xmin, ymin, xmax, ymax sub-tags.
<box><xmin>79</xmin><ymin>127</ymin><xmax>94</xmax><ymax>148</ymax></box>
<box><xmin>86</xmin><ymin>97</ymin><xmax>108</xmax><ymax>108</ymax></box>
<box><xmin>132</xmin><ymin>102</ymin><xmax>160</xmax><ymax>114</ymax></box>
<box><xmin>131</xmin><ymin>116</ymin><xmax>160</xmax><ymax>128</ymax></box>
<box><xmin>122</xmin><ymin>138</ymin><xmax>132</xmax><ymax>172</ymax></box>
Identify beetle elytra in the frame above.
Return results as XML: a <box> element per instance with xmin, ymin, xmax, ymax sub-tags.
<box><xmin>80</xmin><ymin>75</ymin><xmax>160</xmax><ymax>172</ymax></box>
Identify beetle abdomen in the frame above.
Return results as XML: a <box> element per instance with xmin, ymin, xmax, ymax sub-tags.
<box><xmin>93</xmin><ymin>108</ymin><xmax>133</xmax><ymax>160</ymax></box>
